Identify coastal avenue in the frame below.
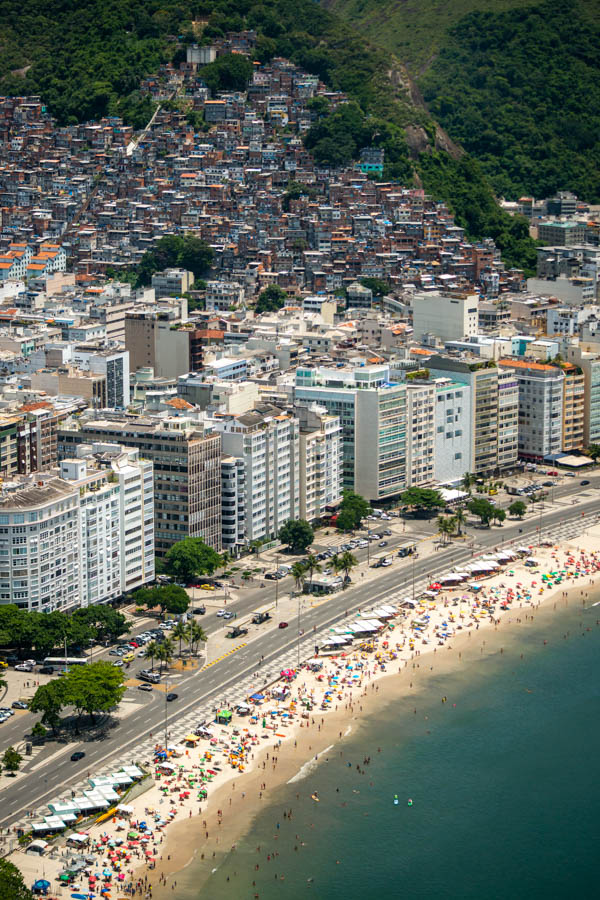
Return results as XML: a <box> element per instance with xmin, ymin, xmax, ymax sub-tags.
<box><xmin>1</xmin><ymin>490</ymin><xmax>599</xmax><ymax>829</ymax></box>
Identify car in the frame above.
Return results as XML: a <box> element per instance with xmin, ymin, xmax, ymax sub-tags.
<box><xmin>265</xmin><ymin>572</ymin><xmax>278</xmax><ymax>580</ymax></box>
<box><xmin>15</xmin><ymin>663</ymin><xmax>34</xmax><ymax>672</ymax></box>
<box><xmin>112</xmin><ymin>660</ymin><xmax>124</xmax><ymax>667</ymax></box>
<box><xmin>137</xmin><ymin>650</ymin><xmax>147</xmax><ymax>658</ymax></box>
<box><xmin>0</xmin><ymin>661</ymin><xmax>7</xmax><ymax>669</ymax></box>
<box><xmin>11</xmin><ymin>700</ymin><xmax>28</xmax><ymax>710</ymax></box>
<box><xmin>201</xmin><ymin>584</ymin><xmax>215</xmax><ymax>591</ymax></box>
<box><xmin>565</xmin><ymin>472</ymin><xmax>576</xmax><ymax>477</ymax></box>
<box><xmin>166</xmin><ymin>693</ymin><xmax>178</xmax><ymax>702</ymax></box>
<box><xmin>193</xmin><ymin>606</ymin><xmax>206</xmax><ymax>615</ymax></box>
<box><xmin>581</xmin><ymin>479</ymin><xmax>591</xmax><ymax>486</ymax></box>
<box><xmin>129</xmin><ymin>640</ymin><xmax>140</xmax><ymax>648</ymax></box>
<box><xmin>383</xmin><ymin>529</ymin><xmax>392</xmax><ymax>536</ymax></box>
<box><xmin>379</xmin><ymin>540</ymin><xmax>388</xmax><ymax>547</ymax></box>
<box><xmin>0</xmin><ymin>708</ymin><xmax>14</xmax><ymax>716</ymax></box>
<box><xmin>357</xmin><ymin>540</ymin><xmax>369</xmax><ymax>548</ymax></box>
<box><xmin>70</xmin><ymin>751</ymin><xmax>85</xmax><ymax>762</ymax></box>
<box><xmin>542</xmin><ymin>481</ymin><xmax>554</xmax><ymax>487</ymax></box>
<box><xmin>216</xmin><ymin>609</ymin><xmax>227</xmax><ymax>617</ymax></box>
<box><xmin>223</xmin><ymin>611</ymin><xmax>234</xmax><ymax>620</ymax></box>
<box><xmin>137</xmin><ymin>684</ymin><xmax>153</xmax><ymax>692</ymax></box>
<box><xmin>213</xmin><ymin>581</ymin><xmax>224</xmax><ymax>588</ymax></box>
<box><xmin>381</xmin><ymin>560</ymin><xmax>392</xmax><ymax>567</ymax></box>
<box><xmin>279</xmin><ymin>621</ymin><xmax>289</xmax><ymax>629</ymax></box>
<box><xmin>39</xmin><ymin>665</ymin><xmax>54</xmax><ymax>675</ymax></box>
<box><xmin>109</xmin><ymin>649</ymin><xmax>121</xmax><ymax>656</ymax></box>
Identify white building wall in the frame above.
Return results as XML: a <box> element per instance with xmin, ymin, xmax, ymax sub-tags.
<box><xmin>412</xmin><ymin>292</ymin><xmax>479</xmax><ymax>342</ymax></box>
<box><xmin>433</xmin><ymin>381</ymin><xmax>472</xmax><ymax>484</ymax></box>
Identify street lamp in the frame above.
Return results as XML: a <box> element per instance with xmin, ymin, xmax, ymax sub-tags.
<box><xmin>275</xmin><ymin>552</ymin><xmax>280</xmax><ymax>609</ymax></box>
<box><xmin>163</xmin><ymin>671</ymin><xmax>169</xmax><ymax>750</ymax></box>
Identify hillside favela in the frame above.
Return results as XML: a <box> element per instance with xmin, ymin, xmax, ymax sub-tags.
<box><xmin>0</xmin><ymin>1</ymin><xmax>598</xmax><ymax>898</ymax></box>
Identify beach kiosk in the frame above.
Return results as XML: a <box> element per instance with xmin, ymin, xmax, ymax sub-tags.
<box><xmin>215</xmin><ymin>708</ymin><xmax>232</xmax><ymax>725</ymax></box>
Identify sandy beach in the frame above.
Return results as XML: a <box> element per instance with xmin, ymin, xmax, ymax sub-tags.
<box><xmin>11</xmin><ymin>525</ymin><xmax>600</xmax><ymax>898</ymax></box>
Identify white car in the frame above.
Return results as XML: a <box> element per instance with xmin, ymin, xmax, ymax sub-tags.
<box><xmin>15</xmin><ymin>663</ymin><xmax>34</xmax><ymax>672</ymax></box>
<box><xmin>216</xmin><ymin>609</ymin><xmax>227</xmax><ymax>617</ymax></box>
<box><xmin>357</xmin><ymin>540</ymin><xmax>369</xmax><ymax>548</ymax></box>
<box><xmin>137</xmin><ymin>650</ymin><xmax>147</xmax><ymax>658</ymax></box>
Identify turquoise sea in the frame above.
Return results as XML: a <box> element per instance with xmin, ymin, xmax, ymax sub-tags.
<box><xmin>177</xmin><ymin>598</ymin><xmax>600</xmax><ymax>900</ymax></box>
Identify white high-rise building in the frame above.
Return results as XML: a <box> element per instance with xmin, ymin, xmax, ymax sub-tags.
<box><xmin>213</xmin><ymin>404</ymin><xmax>300</xmax><ymax>544</ymax></box>
<box><xmin>0</xmin><ymin>445</ymin><xmax>154</xmax><ymax>611</ymax></box>
<box><xmin>405</xmin><ymin>382</ymin><xmax>435</xmax><ymax>487</ymax></box>
<box><xmin>295</xmin><ymin>365</ymin><xmax>407</xmax><ymax>502</ymax></box>
<box><xmin>412</xmin><ymin>291</ymin><xmax>479</xmax><ymax>343</ymax></box>
<box><xmin>295</xmin><ymin>403</ymin><xmax>343</xmax><ymax>522</ymax></box>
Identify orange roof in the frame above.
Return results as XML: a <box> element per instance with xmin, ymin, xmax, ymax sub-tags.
<box><xmin>0</xmin><ymin>262</ymin><xmax>14</xmax><ymax>269</ymax></box>
<box><xmin>165</xmin><ymin>397</ymin><xmax>194</xmax><ymax>409</ymax></box>
<box><xmin>20</xmin><ymin>401</ymin><xmax>52</xmax><ymax>412</ymax></box>
<box><xmin>27</xmin><ymin>263</ymin><xmax>47</xmax><ymax>270</ymax></box>
<box><xmin>410</xmin><ymin>347</ymin><xmax>431</xmax><ymax>356</ymax></box>
<box><xmin>498</xmin><ymin>358</ymin><xmax>556</xmax><ymax>372</ymax></box>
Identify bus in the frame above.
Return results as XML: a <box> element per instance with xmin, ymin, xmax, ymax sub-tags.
<box><xmin>42</xmin><ymin>656</ymin><xmax>89</xmax><ymax>667</ymax></box>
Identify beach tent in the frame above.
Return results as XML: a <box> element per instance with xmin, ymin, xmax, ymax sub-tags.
<box><xmin>66</xmin><ymin>833</ymin><xmax>90</xmax><ymax>848</ymax></box>
<box><xmin>26</xmin><ymin>840</ymin><xmax>48</xmax><ymax>855</ymax></box>
<box><xmin>119</xmin><ymin>765</ymin><xmax>143</xmax><ymax>779</ymax></box>
<box><xmin>115</xmin><ymin>804</ymin><xmax>133</xmax><ymax>817</ymax></box>
<box><xmin>71</xmin><ymin>797</ymin><xmax>97</xmax><ymax>813</ymax></box>
<box><xmin>215</xmin><ymin>708</ymin><xmax>232</xmax><ymax>724</ymax></box>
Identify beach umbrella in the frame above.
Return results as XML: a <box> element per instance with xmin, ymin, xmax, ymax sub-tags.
<box><xmin>33</xmin><ymin>880</ymin><xmax>51</xmax><ymax>891</ymax></box>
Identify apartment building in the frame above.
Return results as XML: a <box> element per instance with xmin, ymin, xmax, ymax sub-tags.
<box><xmin>560</xmin><ymin>363</ymin><xmax>585</xmax><ymax>451</ymax></box>
<box><xmin>212</xmin><ymin>405</ymin><xmax>300</xmax><ymax>544</ymax></box>
<box><xmin>433</xmin><ymin>379</ymin><xmax>472</xmax><ymax>484</ymax></box>
<box><xmin>412</xmin><ymin>291</ymin><xmax>479</xmax><ymax>343</ymax></box>
<box><xmin>295</xmin><ymin>365</ymin><xmax>407</xmax><ymax>502</ymax></box>
<box><xmin>205</xmin><ymin>280</ymin><xmax>245</xmax><ymax>311</ymax></box>
<box><xmin>565</xmin><ymin>345</ymin><xmax>600</xmax><ymax>445</ymax></box>
<box><xmin>0</xmin><ymin>444</ymin><xmax>154</xmax><ymax>611</ymax></box>
<box><xmin>72</xmin><ymin>344</ymin><xmax>130</xmax><ymax>408</ymax></box>
<box><xmin>405</xmin><ymin>381</ymin><xmax>435</xmax><ymax>487</ymax></box>
<box><xmin>221</xmin><ymin>456</ymin><xmax>246</xmax><ymax>554</ymax></box>
<box><xmin>428</xmin><ymin>357</ymin><xmax>519</xmax><ymax>474</ymax></box>
<box><xmin>58</xmin><ymin>414</ymin><xmax>221</xmax><ymax>553</ymax></box>
<box><xmin>498</xmin><ymin>360</ymin><xmax>564</xmax><ymax>461</ymax></box>
<box><xmin>296</xmin><ymin>403</ymin><xmax>343</xmax><ymax>522</ymax></box>
<box><xmin>151</xmin><ymin>268</ymin><xmax>194</xmax><ymax>299</ymax></box>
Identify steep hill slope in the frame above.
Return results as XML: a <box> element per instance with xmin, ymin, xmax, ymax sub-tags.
<box><xmin>0</xmin><ymin>0</ymin><xmax>535</xmax><ymax>268</ymax></box>
<box><xmin>326</xmin><ymin>0</ymin><xmax>600</xmax><ymax>201</ymax></box>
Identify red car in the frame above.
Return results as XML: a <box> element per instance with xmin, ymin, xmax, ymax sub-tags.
<box><xmin>279</xmin><ymin>622</ymin><xmax>289</xmax><ymax>629</ymax></box>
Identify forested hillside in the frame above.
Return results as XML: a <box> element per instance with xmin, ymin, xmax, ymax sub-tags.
<box><xmin>0</xmin><ymin>0</ymin><xmax>535</xmax><ymax>269</ymax></box>
<box><xmin>327</xmin><ymin>0</ymin><xmax>600</xmax><ymax>202</ymax></box>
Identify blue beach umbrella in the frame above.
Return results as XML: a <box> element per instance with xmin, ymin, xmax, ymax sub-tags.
<box><xmin>33</xmin><ymin>880</ymin><xmax>51</xmax><ymax>891</ymax></box>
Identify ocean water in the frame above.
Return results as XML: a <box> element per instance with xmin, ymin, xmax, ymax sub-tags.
<box><xmin>180</xmin><ymin>598</ymin><xmax>600</xmax><ymax>900</ymax></box>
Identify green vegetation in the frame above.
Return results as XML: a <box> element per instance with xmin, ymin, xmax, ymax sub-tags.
<box><xmin>136</xmin><ymin>234</ymin><xmax>213</xmax><ymax>287</ymax></box>
<box><xmin>508</xmin><ymin>500</ymin><xmax>527</xmax><ymax>519</ymax></box>
<box><xmin>29</xmin><ymin>661</ymin><xmax>125</xmax><ymax>731</ymax></box>
<box><xmin>200</xmin><ymin>52</ymin><xmax>254</xmax><ymax>94</ymax></box>
<box><xmin>0</xmin><ymin>603</ymin><xmax>128</xmax><ymax>658</ymax></box>
<box><xmin>255</xmin><ymin>284</ymin><xmax>288</xmax><ymax>315</ymax></box>
<box><xmin>1</xmin><ymin>746</ymin><xmax>22</xmax><ymax>775</ymax></box>
<box><xmin>164</xmin><ymin>537</ymin><xmax>223</xmax><ymax>582</ymax></box>
<box><xmin>421</xmin><ymin>0</ymin><xmax>600</xmax><ymax>200</ymax></box>
<box><xmin>359</xmin><ymin>277</ymin><xmax>390</xmax><ymax>297</ymax></box>
<box><xmin>133</xmin><ymin>584</ymin><xmax>190</xmax><ymax>618</ymax></box>
<box><xmin>400</xmin><ymin>487</ymin><xmax>445</xmax><ymax>517</ymax></box>
<box><xmin>0</xmin><ymin>857</ymin><xmax>33</xmax><ymax>899</ymax></box>
<box><xmin>335</xmin><ymin>490</ymin><xmax>371</xmax><ymax>531</ymax></box>
<box><xmin>467</xmin><ymin>496</ymin><xmax>497</xmax><ymax>526</ymax></box>
<box><xmin>279</xmin><ymin>519</ymin><xmax>314</xmax><ymax>554</ymax></box>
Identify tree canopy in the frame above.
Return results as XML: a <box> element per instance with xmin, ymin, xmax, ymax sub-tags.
<box><xmin>133</xmin><ymin>584</ymin><xmax>190</xmax><ymax>617</ymax></box>
<box><xmin>336</xmin><ymin>490</ymin><xmax>371</xmax><ymax>531</ymax></box>
<box><xmin>200</xmin><ymin>53</ymin><xmax>254</xmax><ymax>94</ymax></box>
<box><xmin>0</xmin><ymin>603</ymin><xmax>129</xmax><ymax>658</ymax></box>
<box><xmin>136</xmin><ymin>234</ymin><xmax>213</xmax><ymax>287</ymax></box>
<box><xmin>467</xmin><ymin>497</ymin><xmax>497</xmax><ymax>526</ymax></box>
<box><xmin>255</xmin><ymin>284</ymin><xmax>288</xmax><ymax>315</ymax></box>
<box><xmin>164</xmin><ymin>538</ymin><xmax>223</xmax><ymax>582</ymax></box>
<box><xmin>29</xmin><ymin>661</ymin><xmax>125</xmax><ymax>730</ymax></box>
<box><xmin>508</xmin><ymin>500</ymin><xmax>527</xmax><ymax>519</ymax></box>
<box><xmin>279</xmin><ymin>519</ymin><xmax>314</xmax><ymax>554</ymax></box>
<box><xmin>401</xmin><ymin>487</ymin><xmax>445</xmax><ymax>516</ymax></box>
<box><xmin>0</xmin><ymin>858</ymin><xmax>33</xmax><ymax>900</ymax></box>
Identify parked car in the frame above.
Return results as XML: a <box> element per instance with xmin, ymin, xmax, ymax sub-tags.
<box><xmin>223</xmin><ymin>611</ymin><xmax>234</xmax><ymax>620</ymax></box>
<box><xmin>39</xmin><ymin>665</ymin><xmax>54</xmax><ymax>675</ymax></box>
<box><xmin>15</xmin><ymin>663</ymin><xmax>34</xmax><ymax>672</ymax></box>
<box><xmin>11</xmin><ymin>700</ymin><xmax>28</xmax><ymax>710</ymax></box>
<box><xmin>216</xmin><ymin>609</ymin><xmax>227</xmax><ymax>617</ymax></box>
<box><xmin>112</xmin><ymin>660</ymin><xmax>124</xmax><ymax>667</ymax></box>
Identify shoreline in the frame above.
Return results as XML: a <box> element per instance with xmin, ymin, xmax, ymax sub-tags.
<box><xmin>10</xmin><ymin>528</ymin><xmax>600</xmax><ymax>897</ymax></box>
<box><xmin>136</xmin><ymin>532</ymin><xmax>600</xmax><ymax>899</ymax></box>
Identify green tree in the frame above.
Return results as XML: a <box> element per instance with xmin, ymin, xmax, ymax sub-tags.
<box><xmin>200</xmin><ymin>53</ymin><xmax>254</xmax><ymax>94</ymax></box>
<box><xmin>437</xmin><ymin>515</ymin><xmax>456</xmax><ymax>543</ymax></box>
<box><xmin>0</xmin><ymin>858</ymin><xmax>33</xmax><ymax>899</ymax></box>
<box><xmin>64</xmin><ymin>661</ymin><xmax>125</xmax><ymax>725</ymax></box>
<box><xmin>164</xmin><ymin>538</ymin><xmax>223</xmax><ymax>582</ymax></box>
<box><xmin>337</xmin><ymin>490</ymin><xmax>371</xmax><ymax>530</ymax></box>
<box><xmin>508</xmin><ymin>500</ymin><xmax>527</xmax><ymax>519</ymax></box>
<box><xmin>29</xmin><ymin>680</ymin><xmax>67</xmax><ymax>734</ymax></box>
<box><xmin>2</xmin><ymin>747</ymin><xmax>22</xmax><ymax>775</ymax></box>
<box><xmin>401</xmin><ymin>487</ymin><xmax>445</xmax><ymax>517</ymax></box>
<box><xmin>172</xmin><ymin>621</ymin><xmax>188</xmax><ymax>658</ymax></box>
<box><xmin>467</xmin><ymin>497</ymin><xmax>496</xmax><ymax>527</ymax></box>
<box><xmin>186</xmin><ymin>621</ymin><xmax>207</xmax><ymax>656</ymax></box>
<box><xmin>156</xmin><ymin>638</ymin><xmax>174</xmax><ymax>673</ymax></box>
<box><xmin>255</xmin><ymin>284</ymin><xmax>287</xmax><ymax>314</ymax></box>
<box><xmin>279</xmin><ymin>519</ymin><xmax>314</xmax><ymax>554</ymax></box>
<box><xmin>454</xmin><ymin>506</ymin><xmax>467</xmax><ymax>536</ymax></box>
<box><xmin>359</xmin><ymin>277</ymin><xmax>389</xmax><ymax>297</ymax></box>
<box><xmin>587</xmin><ymin>444</ymin><xmax>600</xmax><ymax>462</ymax></box>
<box><xmin>335</xmin><ymin>508</ymin><xmax>358</xmax><ymax>533</ymax></box>
<box><xmin>304</xmin><ymin>554</ymin><xmax>321</xmax><ymax>589</ymax></box>
<box><xmin>492</xmin><ymin>507</ymin><xmax>506</xmax><ymax>525</ymax></box>
<box><xmin>338</xmin><ymin>550</ymin><xmax>358</xmax><ymax>587</ymax></box>
<box><xmin>461</xmin><ymin>472</ymin><xmax>477</xmax><ymax>494</ymax></box>
<box><xmin>74</xmin><ymin>606</ymin><xmax>129</xmax><ymax>643</ymax></box>
<box><xmin>30</xmin><ymin>722</ymin><xmax>47</xmax><ymax>743</ymax></box>
<box><xmin>136</xmin><ymin>234</ymin><xmax>213</xmax><ymax>287</ymax></box>
<box><xmin>143</xmin><ymin>640</ymin><xmax>159</xmax><ymax>671</ymax></box>
<box><xmin>291</xmin><ymin>560</ymin><xmax>308</xmax><ymax>592</ymax></box>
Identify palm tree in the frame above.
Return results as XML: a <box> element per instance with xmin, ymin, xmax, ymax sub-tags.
<box><xmin>156</xmin><ymin>638</ymin><xmax>174</xmax><ymax>673</ymax></box>
<box><xmin>220</xmin><ymin>550</ymin><xmax>231</xmax><ymax>573</ymax></box>
<box><xmin>338</xmin><ymin>551</ymin><xmax>358</xmax><ymax>588</ymax></box>
<box><xmin>330</xmin><ymin>553</ymin><xmax>341</xmax><ymax>575</ymax></box>
<box><xmin>454</xmin><ymin>506</ymin><xmax>467</xmax><ymax>536</ymax></box>
<box><xmin>186</xmin><ymin>621</ymin><xmax>207</xmax><ymax>656</ymax></box>
<box><xmin>305</xmin><ymin>553</ymin><xmax>321</xmax><ymax>590</ymax></box>
<box><xmin>437</xmin><ymin>515</ymin><xmax>451</xmax><ymax>544</ymax></box>
<box><xmin>143</xmin><ymin>640</ymin><xmax>159</xmax><ymax>672</ymax></box>
<box><xmin>172</xmin><ymin>621</ymin><xmax>188</xmax><ymax>658</ymax></box>
<box><xmin>462</xmin><ymin>472</ymin><xmax>476</xmax><ymax>495</ymax></box>
<box><xmin>291</xmin><ymin>560</ymin><xmax>308</xmax><ymax>592</ymax></box>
